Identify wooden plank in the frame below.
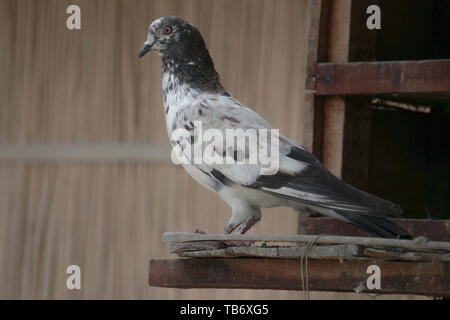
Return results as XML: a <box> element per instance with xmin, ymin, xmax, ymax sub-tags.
<box><xmin>326</xmin><ymin>0</ymin><xmax>351</xmax><ymax>62</ymax></box>
<box><xmin>176</xmin><ymin>244</ymin><xmax>363</xmax><ymax>260</ymax></box>
<box><xmin>303</xmin><ymin>0</ymin><xmax>329</xmax><ymax>159</ymax></box>
<box><xmin>171</xmin><ymin>242</ymin><xmax>449</xmax><ymax>263</ymax></box>
<box><xmin>171</xmin><ymin>241</ymin><xmax>226</xmax><ymax>254</ymax></box>
<box><xmin>318</xmin><ymin>0</ymin><xmax>352</xmax><ymax>177</ymax></box>
<box><xmin>315</xmin><ymin>60</ymin><xmax>450</xmax><ymax>95</ymax></box>
<box><xmin>179</xmin><ymin>249</ymin><xmax>230</xmax><ymax>258</ymax></box>
<box><xmin>305</xmin><ymin>0</ymin><xmax>331</xmax><ymax>90</ymax></box>
<box><xmin>364</xmin><ymin>248</ymin><xmax>450</xmax><ymax>262</ymax></box>
<box><xmin>302</xmin><ymin>217</ymin><xmax>450</xmax><ymax>242</ymax></box>
<box><xmin>322</xmin><ymin>96</ymin><xmax>345</xmax><ymax>177</ymax></box>
<box><xmin>149</xmin><ymin>258</ymin><xmax>450</xmax><ymax>296</ymax></box>
<box><xmin>227</xmin><ymin>244</ymin><xmax>362</xmax><ymax>259</ymax></box>
<box><xmin>162</xmin><ymin>232</ymin><xmax>450</xmax><ymax>251</ymax></box>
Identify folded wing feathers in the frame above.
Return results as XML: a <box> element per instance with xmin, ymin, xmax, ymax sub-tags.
<box><xmin>179</xmin><ymin>96</ymin><xmax>403</xmax><ymax>219</ymax></box>
<box><xmin>255</xmin><ymin>162</ymin><xmax>404</xmax><ymax>218</ymax></box>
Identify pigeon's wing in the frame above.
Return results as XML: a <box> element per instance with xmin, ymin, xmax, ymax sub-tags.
<box><xmin>250</xmin><ymin>149</ymin><xmax>404</xmax><ymax>218</ymax></box>
<box><xmin>171</xmin><ymin>94</ymin><xmax>298</xmax><ymax>185</ymax></box>
<box><xmin>172</xmin><ymin>95</ymin><xmax>403</xmax><ymax>219</ymax></box>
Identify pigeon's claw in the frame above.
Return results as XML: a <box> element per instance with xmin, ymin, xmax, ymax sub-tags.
<box><xmin>230</xmin><ymin>219</ymin><xmax>258</xmax><ymax>246</ymax></box>
<box><xmin>236</xmin><ymin>218</ymin><xmax>259</xmax><ymax>235</ymax></box>
<box><xmin>221</xmin><ymin>224</ymin><xmax>238</xmax><ymax>235</ymax></box>
<box><xmin>218</xmin><ymin>224</ymin><xmax>250</xmax><ymax>246</ymax></box>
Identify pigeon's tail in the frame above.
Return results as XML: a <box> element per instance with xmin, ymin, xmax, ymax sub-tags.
<box><xmin>338</xmin><ymin>212</ymin><xmax>412</xmax><ymax>239</ymax></box>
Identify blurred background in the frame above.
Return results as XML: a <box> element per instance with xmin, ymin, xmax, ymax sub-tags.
<box><xmin>0</xmin><ymin>0</ymin><xmax>313</xmax><ymax>299</ymax></box>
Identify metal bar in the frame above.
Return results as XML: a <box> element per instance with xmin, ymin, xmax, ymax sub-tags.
<box><xmin>149</xmin><ymin>258</ymin><xmax>450</xmax><ymax>296</ymax></box>
<box><xmin>315</xmin><ymin>59</ymin><xmax>450</xmax><ymax>95</ymax></box>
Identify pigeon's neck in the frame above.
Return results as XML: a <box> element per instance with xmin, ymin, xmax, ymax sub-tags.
<box><xmin>161</xmin><ymin>54</ymin><xmax>224</xmax><ymax>94</ymax></box>
<box><xmin>160</xmin><ymin>52</ymin><xmax>227</xmax><ymax>133</ymax></box>
<box><xmin>161</xmin><ymin>70</ymin><xmax>198</xmax><ymax>114</ymax></box>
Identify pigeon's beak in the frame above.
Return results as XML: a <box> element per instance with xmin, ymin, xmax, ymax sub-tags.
<box><xmin>138</xmin><ymin>42</ymin><xmax>153</xmax><ymax>58</ymax></box>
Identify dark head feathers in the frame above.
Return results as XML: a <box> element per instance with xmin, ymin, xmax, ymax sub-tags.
<box><xmin>141</xmin><ymin>16</ymin><xmax>224</xmax><ymax>93</ymax></box>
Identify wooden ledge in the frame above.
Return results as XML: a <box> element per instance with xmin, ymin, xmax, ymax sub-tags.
<box><xmin>314</xmin><ymin>59</ymin><xmax>450</xmax><ymax>96</ymax></box>
<box><xmin>149</xmin><ymin>258</ymin><xmax>450</xmax><ymax>297</ymax></box>
<box><xmin>154</xmin><ymin>220</ymin><xmax>450</xmax><ymax>296</ymax></box>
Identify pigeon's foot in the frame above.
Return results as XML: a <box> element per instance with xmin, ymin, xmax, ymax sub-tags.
<box><xmin>236</xmin><ymin>218</ymin><xmax>259</xmax><ymax>235</ymax></box>
<box><xmin>220</xmin><ymin>226</ymin><xmax>252</xmax><ymax>247</ymax></box>
<box><xmin>224</xmin><ymin>220</ymin><xmax>259</xmax><ymax>246</ymax></box>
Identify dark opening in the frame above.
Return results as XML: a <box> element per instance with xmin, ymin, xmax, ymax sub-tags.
<box><xmin>367</xmin><ymin>103</ymin><xmax>450</xmax><ymax>219</ymax></box>
<box><xmin>343</xmin><ymin>0</ymin><xmax>450</xmax><ymax>220</ymax></box>
<box><xmin>350</xmin><ymin>0</ymin><xmax>450</xmax><ymax>62</ymax></box>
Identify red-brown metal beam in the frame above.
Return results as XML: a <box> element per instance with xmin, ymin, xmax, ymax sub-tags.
<box><xmin>149</xmin><ymin>258</ymin><xmax>450</xmax><ymax>297</ymax></box>
<box><xmin>315</xmin><ymin>59</ymin><xmax>450</xmax><ymax>95</ymax></box>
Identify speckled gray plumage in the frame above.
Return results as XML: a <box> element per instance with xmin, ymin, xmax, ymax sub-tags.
<box><xmin>139</xmin><ymin>16</ymin><xmax>411</xmax><ymax>239</ymax></box>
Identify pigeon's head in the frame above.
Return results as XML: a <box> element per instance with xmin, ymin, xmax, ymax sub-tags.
<box><xmin>139</xmin><ymin>16</ymin><xmax>222</xmax><ymax>92</ymax></box>
<box><xmin>139</xmin><ymin>16</ymin><xmax>206</xmax><ymax>58</ymax></box>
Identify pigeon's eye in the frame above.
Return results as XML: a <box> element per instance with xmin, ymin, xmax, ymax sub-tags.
<box><xmin>163</xmin><ymin>26</ymin><xmax>173</xmax><ymax>35</ymax></box>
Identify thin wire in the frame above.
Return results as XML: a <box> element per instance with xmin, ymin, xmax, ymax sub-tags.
<box><xmin>300</xmin><ymin>234</ymin><xmax>324</xmax><ymax>300</ymax></box>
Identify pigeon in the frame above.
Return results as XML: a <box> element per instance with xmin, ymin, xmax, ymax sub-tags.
<box><xmin>139</xmin><ymin>16</ymin><xmax>412</xmax><ymax>239</ymax></box>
